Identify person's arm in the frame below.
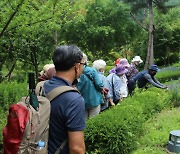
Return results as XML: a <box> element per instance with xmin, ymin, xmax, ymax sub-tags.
<box><xmin>68</xmin><ymin>131</ymin><xmax>85</xmax><ymax>154</ymax></box>
<box><xmin>108</xmin><ymin>98</ymin><xmax>115</xmax><ymax>107</ymax></box>
<box><xmin>66</xmin><ymin>94</ymin><xmax>86</xmax><ymax>154</ymax></box>
<box><xmin>92</xmin><ymin>69</ymin><xmax>104</xmax><ymax>91</ymax></box>
<box><xmin>143</xmin><ymin>74</ymin><xmax>165</xmax><ymax>89</ymax></box>
<box><xmin>153</xmin><ymin>77</ymin><xmax>164</xmax><ymax>86</ymax></box>
<box><xmin>113</xmin><ymin>76</ymin><xmax>121</xmax><ymax>101</ymax></box>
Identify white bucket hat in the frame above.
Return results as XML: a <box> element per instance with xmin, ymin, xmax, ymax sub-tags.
<box><xmin>132</xmin><ymin>56</ymin><xmax>143</xmax><ymax>63</ymax></box>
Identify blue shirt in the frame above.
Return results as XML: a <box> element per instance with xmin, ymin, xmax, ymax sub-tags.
<box><xmin>44</xmin><ymin>76</ymin><xmax>86</xmax><ymax>154</ymax></box>
<box><xmin>106</xmin><ymin>73</ymin><xmax>121</xmax><ymax>102</ymax></box>
<box><xmin>132</xmin><ymin>70</ymin><xmax>164</xmax><ymax>88</ymax></box>
<box><xmin>97</xmin><ymin>72</ymin><xmax>110</xmax><ymax>99</ymax></box>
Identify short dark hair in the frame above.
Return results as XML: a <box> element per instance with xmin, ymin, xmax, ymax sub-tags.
<box><xmin>52</xmin><ymin>45</ymin><xmax>83</xmax><ymax>71</ymax></box>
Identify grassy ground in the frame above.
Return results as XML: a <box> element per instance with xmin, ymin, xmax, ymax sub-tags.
<box><xmin>132</xmin><ymin>107</ymin><xmax>180</xmax><ymax>154</ymax></box>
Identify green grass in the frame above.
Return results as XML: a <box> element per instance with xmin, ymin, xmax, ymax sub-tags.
<box><xmin>132</xmin><ymin>107</ymin><xmax>180</xmax><ymax>154</ymax></box>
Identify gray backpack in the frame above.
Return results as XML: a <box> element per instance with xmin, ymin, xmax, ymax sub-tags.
<box><xmin>3</xmin><ymin>81</ymin><xmax>78</xmax><ymax>154</ymax></box>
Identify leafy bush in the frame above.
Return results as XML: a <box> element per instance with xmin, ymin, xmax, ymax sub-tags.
<box><xmin>85</xmin><ymin>88</ymin><xmax>170</xmax><ymax>154</ymax></box>
<box><xmin>0</xmin><ymin>81</ymin><xmax>28</xmax><ymax>145</ymax></box>
<box><xmin>105</xmin><ymin>65</ymin><xmax>114</xmax><ymax>76</ymax></box>
<box><xmin>85</xmin><ymin>105</ymin><xmax>144</xmax><ymax>154</ymax></box>
<box><xmin>168</xmin><ymin>79</ymin><xmax>180</xmax><ymax>107</ymax></box>
<box><xmin>0</xmin><ymin>81</ymin><xmax>28</xmax><ymax>109</ymax></box>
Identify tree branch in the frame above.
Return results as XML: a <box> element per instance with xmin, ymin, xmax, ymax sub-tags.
<box><xmin>130</xmin><ymin>12</ymin><xmax>148</xmax><ymax>31</ymax></box>
<box><xmin>5</xmin><ymin>61</ymin><xmax>16</xmax><ymax>80</ymax></box>
<box><xmin>10</xmin><ymin>17</ymin><xmax>53</xmax><ymax>31</ymax></box>
<box><xmin>0</xmin><ymin>0</ymin><xmax>25</xmax><ymax>38</ymax></box>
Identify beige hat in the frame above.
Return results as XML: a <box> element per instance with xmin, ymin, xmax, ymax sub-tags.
<box><xmin>132</xmin><ymin>56</ymin><xmax>143</xmax><ymax>63</ymax></box>
<box><xmin>43</xmin><ymin>64</ymin><xmax>55</xmax><ymax>72</ymax></box>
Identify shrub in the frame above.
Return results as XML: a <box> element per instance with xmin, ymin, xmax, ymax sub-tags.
<box><xmin>85</xmin><ymin>88</ymin><xmax>170</xmax><ymax>154</ymax></box>
<box><xmin>0</xmin><ymin>81</ymin><xmax>28</xmax><ymax>145</ymax></box>
<box><xmin>0</xmin><ymin>81</ymin><xmax>28</xmax><ymax>109</ymax></box>
<box><xmin>168</xmin><ymin>79</ymin><xmax>180</xmax><ymax>107</ymax></box>
<box><xmin>105</xmin><ymin>65</ymin><xmax>114</xmax><ymax>76</ymax></box>
<box><xmin>85</xmin><ymin>105</ymin><xmax>144</xmax><ymax>154</ymax></box>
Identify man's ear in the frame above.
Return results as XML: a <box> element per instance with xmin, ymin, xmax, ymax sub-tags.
<box><xmin>74</xmin><ymin>63</ymin><xmax>80</xmax><ymax>74</ymax></box>
<box><xmin>74</xmin><ymin>63</ymin><xmax>80</xmax><ymax>70</ymax></box>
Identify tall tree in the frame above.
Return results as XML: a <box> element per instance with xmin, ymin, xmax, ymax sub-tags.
<box><xmin>60</xmin><ymin>0</ymin><xmax>139</xmax><ymax>60</ymax></box>
<box><xmin>0</xmin><ymin>0</ymin><xmax>80</xmax><ymax>81</ymax></box>
<box><xmin>123</xmin><ymin>0</ymin><xmax>170</xmax><ymax>69</ymax></box>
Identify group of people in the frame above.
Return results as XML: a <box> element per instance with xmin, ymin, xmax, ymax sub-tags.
<box><xmin>38</xmin><ymin>44</ymin><xmax>167</xmax><ymax>154</ymax></box>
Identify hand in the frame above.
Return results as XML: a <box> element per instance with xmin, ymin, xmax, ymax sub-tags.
<box><xmin>102</xmin><ymin>88</ymin><xmax>109</xmax><ymax>95</ymax></box>
<box><xmin>163</xmin><ymin>85</ymin><xmax>168</xmax><ymax>90</ymax></box>
<box><xmin>165</xmin><ymin>85</ymin><xmax>168</xmax><ymax>88</ymax></box>
<box><xmin>110</xmin><ymin>102</ymin><xmax>115</xmax><ymax>107</ymax></box>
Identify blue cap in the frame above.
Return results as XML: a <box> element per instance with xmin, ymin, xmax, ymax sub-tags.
<box><xmin>149</xmin><ymin>65</ymin><xmax>158</xmax><ymax>72</ymax></box>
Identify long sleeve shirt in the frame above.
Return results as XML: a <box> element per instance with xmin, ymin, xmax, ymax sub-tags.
<box><xmin>132</xmin><ymin>70</ymin><xmax>164</xmax><ymax>89</ymax></box>
<box><xmin>126</xmin><ymin>63</ymin><xmax>139</xmax><ymax>81</ymax></box>
<box><xmin>106</xmin><ymin>73</ymin><xmax>121</xmax><ymax>102</ymax></box>
<box><xmin>77</xmin><ymin>66</ymin><xmax>104</xmax><ymax>109</ymax></box>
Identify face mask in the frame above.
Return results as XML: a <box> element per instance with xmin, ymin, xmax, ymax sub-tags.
<box><xmin>100</xmin><ymin>71</ymin><xmax>105</xmax><ymax>75</ymax></box>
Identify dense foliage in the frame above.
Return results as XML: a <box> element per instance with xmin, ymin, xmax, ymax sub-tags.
<box><xmin>0</xmin><ymin>0</ymin><xmax>179</xmax><ymax>82</ymax></box>
<box><xmin>0</xmin><ymin>65</ymin><xmax>179</xmax><ymax>152</ymax></box>
<box><xmin>85</xmin><ymin>85</ymin><xmax>180</xmax><ymax>154</ymax></box>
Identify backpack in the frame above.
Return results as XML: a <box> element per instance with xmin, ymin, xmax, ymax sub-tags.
<box><xmin>3</xmin><ymin>81</ymin><xmax>78</xmax><ymax>154</ymax></box>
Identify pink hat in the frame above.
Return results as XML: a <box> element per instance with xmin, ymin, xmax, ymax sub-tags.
<box><xmin>115</xmin><ymin>64</ymin><xmax>128</xmax><ymax>75</ymax></box>
<box><xmin>119</xmin><ymin>58</ymin><xmax>130</xmax><ymax>68</ymax></box>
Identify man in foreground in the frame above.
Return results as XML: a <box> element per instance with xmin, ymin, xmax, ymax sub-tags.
<box><xmin>44</xmin><ymin>45</ymin><xmax>86</xmax><ymax>154</ymax></box>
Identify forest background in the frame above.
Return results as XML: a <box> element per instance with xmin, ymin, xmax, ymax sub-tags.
<box><xmin>0</xmin><ymin>0</ymin><xmax>180</xmax><ymax>153</ymax></box>
<box><xmin>0</xmin><ymin>0</ymin><xmax>179</xmax><ymax>82</ymax></box>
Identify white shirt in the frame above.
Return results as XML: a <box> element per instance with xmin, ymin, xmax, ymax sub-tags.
<box><xmin>119</xmin><ymin>74</ymin><xmax>128</xmax><ymax>97</ymax></box>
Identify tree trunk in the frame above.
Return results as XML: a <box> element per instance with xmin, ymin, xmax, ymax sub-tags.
<box><xmin>5</xmin><ymin>61</ymin><xmax>16</xmax><ymax>81</ymax></box>
<box><xmin>30</xmin><ymin>48</ymin><xmax>39</xmax><ymax>83</ymax></box>
<box><xmin>144</xmin><ymin>0</ymin><xmax>154</xmax><ymax>69</ymax></box>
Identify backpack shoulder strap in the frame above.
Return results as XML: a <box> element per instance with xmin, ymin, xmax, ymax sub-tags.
<box><xmin>35</xmin><ymin>81</ymin><xmax>46</xmax><ymax>96</ymax></box>
<box><xmin>46</xmin><ymin>86</ymin><xmax>79</xmax><ymax>102</ymax></box>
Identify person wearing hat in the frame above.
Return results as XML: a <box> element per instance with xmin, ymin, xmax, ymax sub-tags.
<box><xmin>93</xmin><ymin>59</ymin><xmax>115</xmax><ymax>111</ymax></box>
<box><xmin>126</xmin><ymin>56</ymin><xmax>143</xmax><ymax>81</ymax></box>
<box><xmin>109</xmin><ymin>58</ymin><xmax>129</xmax><ymax>74</ymax></box>
<box><xmin>115</xmin><ymin>58</ymin><xmax>121</xmax><ymax>66</ymax></box>
<box><xmin>128</xmin><ymin>64</ymin><xmax>168</xmax><ymax>93</ymax></box>
<box><xmin>107</xmin><ymin>64</ymin><xmax>128</xmax><ymax>105</ymax></box>
<box><xmin>38</xmin><ymin>64</ymin><xmax>56</xmax><ymax>82</ymax></box>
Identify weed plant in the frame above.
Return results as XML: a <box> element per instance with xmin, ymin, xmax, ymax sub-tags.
<box><xmin>168</xmin><ymin>79</ymin><xmax>180</xmax><ymax>107</ymax></box>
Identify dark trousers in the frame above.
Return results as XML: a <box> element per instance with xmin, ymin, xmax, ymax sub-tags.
<box><xmin>127</xmin><ymin>81</ymin><xmax>136</xmax><ymax>94</ymax></box>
